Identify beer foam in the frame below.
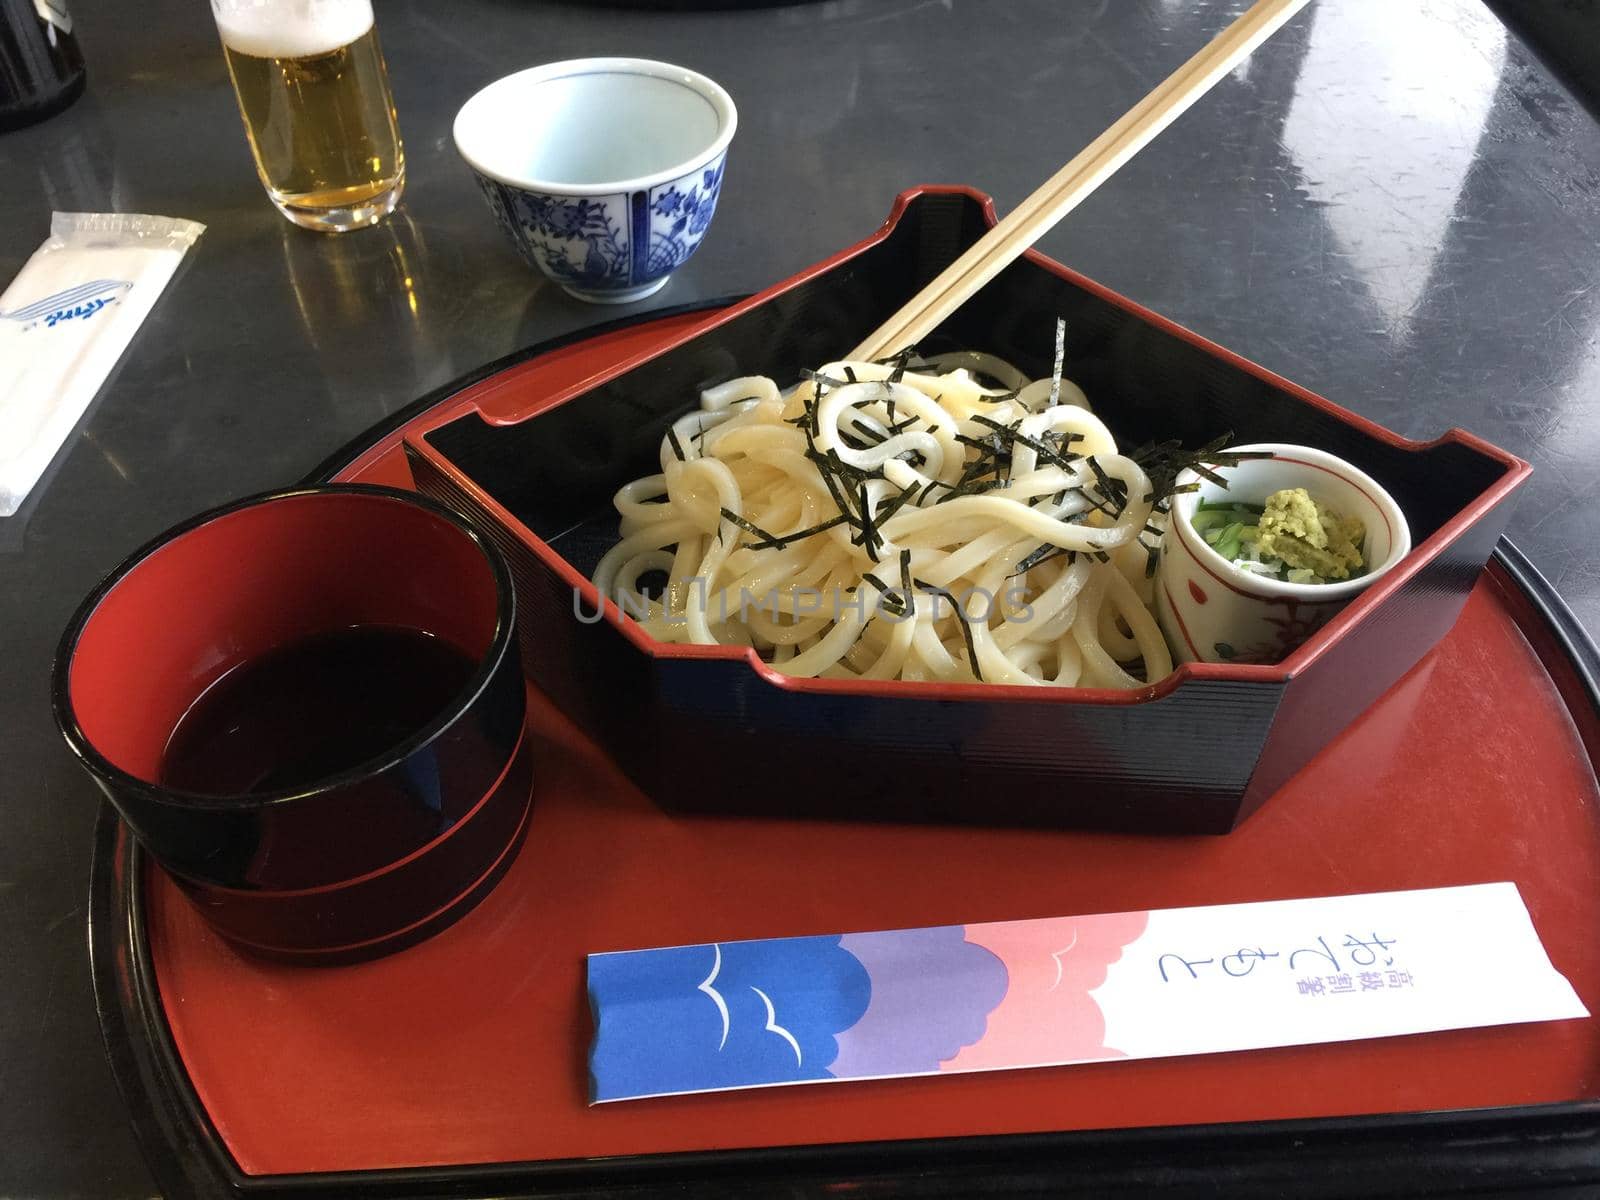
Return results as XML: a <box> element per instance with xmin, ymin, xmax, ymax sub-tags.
<box><xmin>215</xmin><ymin>0</ymin><xmax>374</xmax><ymax>59</ymax></box>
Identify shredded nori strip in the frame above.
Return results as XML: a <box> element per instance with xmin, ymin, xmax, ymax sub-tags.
<box><xmin>873</xmin><ymin>346</ymin><xmax>918</xmax><ymax>371</ymax></box>
<box><xmin>930</xmin><ymin>449</ymin><xmax>1005</xmax><ymax>504</ymax></box>
<box><xmin>934</xmin><ymin>477</ymin><xmax>1009</xmax><ymax>504</ymax></box>
<box><xmin>791</xmin><ymin>369</ymin><xmax>836</xmax><ymax>437</ymax></box>
<box><xmin>802</xmin><ymin>430</ymin><xmax>861</xmax><ymax>535</ymax></box>
<box><xmin>665</xmin><ymin>425</ymin><xmax>687</xmax><ymax>462</ymax></box>
<box><xmin>861</xmin><ymin>571</ymin><xmax>906</xmax><ymax>617</ymax></box>
<box><xmin>969</xmin><ymin>414</ymin><xmax>1080</xmax><ymax>471</ymax></box>
<box><xmin>966</xmin><ymin>414</ymin><xmax>1014</xmax><ymax>437</ymax></box>
<box><xmin>860</xmin><ymin>571</ymin><xmax>890</xmax><ymax>593</ymax></box>
<box><xmin>718</xmin><ymin>507</ymin><xmax>780</xmax><ymax>545</ymax></box>
<box><xmin>872</xmin><ymin>482</ymin><xmax>920</xmax><ymax>527</ymax></box>
<box><xmin>914</xmin><ymin>577</ymin><xmax>983</xmax><ymax>681</ymax></box>
<box><xmin>1012</xmin><ymin>543</ymin><xmax>1075</xmax><ymax>575</ymax></box>
<box><xmin>844</xmin><ymin>417</ymin><xmax>889</xmax><ymax>446</ymax></box>
<box><xmin>954</xmin><ymin>432</ymin><xmax>1010</xmax><ymax>460</ymax></box>
<box><xmin>800</xmin><ymin>367</ymin><xmax>850</xmax><ymax>391</ymax></box>
<box><xmin>1047</xmin><ymin>318</ymin><xmax>1068</xmax><ymax>409</ymax></box>
<box><xmin>1051</xmin><ymin>482</ymin><xmax>1115</xmax><ymax>519</ymax></box>
<box><xmin>747</xmin><ymin>512</ymin><xmax>851</xmax><ymax>550</ymax></box>
<box><xmin>1012</xmin><ymin>432</ymin><xmax>1080</xmax><ymax>470</ymax></box>
<box><xmin>1132</xmin><ymin>434</ymin><xmax>1271</xmax><ymax>513</ymax></box>
<box><xmin>803</xmin><ymin>444</ymin><xmax>884</xmax><ymax>485</ymax></box>
<box><xmin>1084</xmin><ymin>455</ymin><xmax>1127</xmax><ymax>516</ymax></box>
<box><xmin>854</xmin><ymin>481</ymin><xmax>882</xmax><ymax>561</ymax></box>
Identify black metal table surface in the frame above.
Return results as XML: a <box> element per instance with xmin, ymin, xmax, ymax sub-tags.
<box><xmin>4</xmin><ymin>1</ymin><xmax>1600</xmax><ymax>1196</ymax></box>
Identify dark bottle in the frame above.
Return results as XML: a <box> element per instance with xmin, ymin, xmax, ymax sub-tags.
<box><xmin>0</xmin><ymin>0</ymin><xmax>85</xmax><ymax>132</ymax></box>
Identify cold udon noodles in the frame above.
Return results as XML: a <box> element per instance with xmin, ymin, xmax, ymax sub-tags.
<box><xmin>590</xmin><ymin>343</ymin><xmax>1173</xmax><ymax>688</ymax></box>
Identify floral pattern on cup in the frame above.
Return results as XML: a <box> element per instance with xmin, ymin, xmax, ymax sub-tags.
<box><xmin>647</xmin><ymin>163</ymin><xmax>724</xmax><ymax>274</ymax></box>
<box><xmin>1209</xmin><ymin>598</ymin><xmax>1337</xmax><ymax>664</ymax></box>
<box><xmin>1154</xmin><ymin>443</ymin><xmax>1411</xmax><ymax>667</ymax></box>
<box><xmin>475</xmin><ymin>178</ymin><xmax>626</xmax><ymax>289</ymax></box>
<box><xmin>473</xmin><ymin>155</ymin><xmax>726</xmax><ymax>302</ymax></box>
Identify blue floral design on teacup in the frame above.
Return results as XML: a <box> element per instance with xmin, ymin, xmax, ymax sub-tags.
<box><xmin>475</xmin><ymin>155</ymin><xmax>726</xmax><ymax>303</ymax></box>
<box><xmin>646</xmin><ymin>161</ymin><xmax>725</xmax><ymax>273</ymax></box>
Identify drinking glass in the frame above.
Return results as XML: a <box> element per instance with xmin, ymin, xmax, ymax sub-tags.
<box><xmin>211</xmin><ymin>0</ymin><xmax>404</xmax><ymax>232</ymax></box>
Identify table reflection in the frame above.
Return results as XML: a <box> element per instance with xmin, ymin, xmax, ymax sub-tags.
<box><xmin>1281</xmin><ymin>0</ymin><xmax>1506</xmax><ymax>336</ymax></box>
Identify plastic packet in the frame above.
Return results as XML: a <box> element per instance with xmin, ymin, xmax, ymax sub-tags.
<box><xmin>0</xmin><ymin>213</ymin><xmax>205</xmax><ymax>517</ymax></box>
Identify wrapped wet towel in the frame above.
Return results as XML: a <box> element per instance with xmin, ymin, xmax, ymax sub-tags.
<box><xmin>0</xmin><ymin>213</ymin><xmax>204</xmax><ymax>516</ymax></box>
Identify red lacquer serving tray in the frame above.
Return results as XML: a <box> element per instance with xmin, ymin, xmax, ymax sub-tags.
<box><xmin>91</xmin><ymin>306</ymin><xmax>1600</xmax><ymax>1199</ymax></box>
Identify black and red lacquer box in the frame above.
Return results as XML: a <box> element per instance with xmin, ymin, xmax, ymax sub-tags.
<box><xmin>400</xmin><ymin>187</ymin><xmax>1527</xmax><ymax>834</ymax></box>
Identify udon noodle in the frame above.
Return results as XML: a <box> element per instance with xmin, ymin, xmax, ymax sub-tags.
<box><xmin>590</xmin><ymin>344</ymin><xmax>1173</xmax><ymax>688</ymax></box>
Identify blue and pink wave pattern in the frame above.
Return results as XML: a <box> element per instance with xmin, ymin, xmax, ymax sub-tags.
<box><xmin>587</xmin><ymin>913</ymin><xmax>1148</xmax><ymax>1102</ymax></box>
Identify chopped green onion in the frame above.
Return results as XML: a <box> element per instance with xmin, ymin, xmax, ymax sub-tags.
<box><xmin>1212</xmin><ymin>522</ymin><xmax>1245</xmax><ymax>560</ymax></box>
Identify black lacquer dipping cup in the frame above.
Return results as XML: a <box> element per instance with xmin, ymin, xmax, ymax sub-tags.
<box><xmin>53</xmin><ymin>485</ymin><xmax>533</xmax><ymax>963</ymax></box>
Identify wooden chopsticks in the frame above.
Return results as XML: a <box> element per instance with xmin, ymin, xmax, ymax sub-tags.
<box><xmin>848</xmin><ymin>0</ymin><xmax>1311</xmax><ymax>362</ymax></box>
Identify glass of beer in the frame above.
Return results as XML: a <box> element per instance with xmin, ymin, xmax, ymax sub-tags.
<box><xmin>211</xmin><ymin>0</ymin><xmax>404</xmax><ymax>232</ymax></box>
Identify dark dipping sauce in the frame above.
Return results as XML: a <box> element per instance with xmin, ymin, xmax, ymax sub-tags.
<box><xmin>161</xmin><ymin>626</ymin><xmax>477</xmax><ymax>796</ymax></box>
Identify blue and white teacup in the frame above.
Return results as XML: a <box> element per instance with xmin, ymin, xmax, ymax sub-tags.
<box><xmin>454</xmin><ymin>58</ymin><xmax>737</xmax><ymax>304</ymax></box>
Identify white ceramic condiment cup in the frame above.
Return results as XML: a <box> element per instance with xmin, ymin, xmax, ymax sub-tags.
<box><xmin>1155</xmin><ymin>443</ymin><xmax>1411</xmax><ymax>665</ymax></box>
<box><xmin>454</xmin><ymin>58</ymin><xmax>737</xmax><ymax>303</ymax></box>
